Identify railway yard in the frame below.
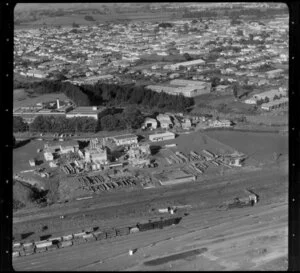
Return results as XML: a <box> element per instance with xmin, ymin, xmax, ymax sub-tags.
<box><xmin>12</xmin><ymin>128</ymin><xmax>288</xmax><ymax>270</ymax></box>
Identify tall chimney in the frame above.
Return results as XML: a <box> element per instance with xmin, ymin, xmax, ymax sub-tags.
<box><xmin>57</xmin><ymin>99</ymin><xmax>60</xmax><ymax>109</ymax></box>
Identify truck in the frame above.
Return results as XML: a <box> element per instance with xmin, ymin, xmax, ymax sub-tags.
<box><xmin>227</xmin><ymin>192</ymin><xmax>259</xmax><ymax>209</ymax></box>
<box><xmin>219</xmin><ymin>190</ymin><xmax>259</xmax><ymax>210</ymax></box>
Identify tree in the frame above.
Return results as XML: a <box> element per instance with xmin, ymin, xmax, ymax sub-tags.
<box><xmin>233</xmin><ymin>84</ymin><xmax>238</xmax><ymax>99</ymax></box>
<box><xmin>256</xmin><ymin>99</ymin><xmax>264</xmax><ymax>106</ymax></box>
<box><xmin>183</xmin><ymin>23</ymin><xmax>189</xmax><ymax>33</ymax></box>
<box><xmin>100</xmin><ymin>115</ymin><xmax>119</xmax><ymax>131</ymax></box>
<box><xmin>211</xmin><ymin>77</ymin><xmax>220</xmax><ymax>88</ymax></box>
<box><xmin>72</xmin><ymin>22</ymin><xmax>79</xmax><ymax>28</ymax></box>
<box><xmin>273</xmin><ymin>94</ymin><xmax>279</xmax><ymax>100</ymax></box>
<box><xmin>13</xmin><ymin>116</ymin><xmax>28</xmax><ymax>132</ymax></box>
<box><xmin>264</xmin><ymin>97</ymin><xmax>270</xmax><ymax>103</ymax></box>
<box><xmin>84</xmin><ymin>15</ymin><xmax>95</xmax><ymax>21</ymax></box>
<box><xmin>183</xmin><ymin>53</ymin><xmax>192</xmax><ymax>61</ymax></box>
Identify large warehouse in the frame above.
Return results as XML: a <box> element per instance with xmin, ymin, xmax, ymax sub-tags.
<box><xmin>164</xmin><ymin>59</ymin><xmax>205</xmax><ymax>70</ymax></box>
<box><xmin>146</xmin><ymin>78</ymin><xmax>211</xmax><ymax>98</ymax></box>
<box><xmin>111</xmin><ymin>134</ymin><xmax>138</xmax><ymax>146</ymax></box>
<box><xmin>146</xmin><ymin>84</ymin><xmax>210</xmax><ymax>98</ymax></box>
<box><xmin>149</xmin><ymin>131</ymin><xmax>175</xmax><ymax>142</ymax></box>
<box><xmin>155</xmin><ymin>169</ymin><xmax>196</xmax><ymax>186</ymax></box>
<box><xmin>66</xmin><ymin>106</ymin><xmax>106</xmax><ymax>120</ymax></box>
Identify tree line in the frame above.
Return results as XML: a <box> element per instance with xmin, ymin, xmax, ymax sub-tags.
<box><xmin>23</xmin><ymin>79</ymin><xmax>194</xmax><ymax>113</ymax></box>
<box><xmin>80</xmin><ymin>82</ymin><xmax>194</xmax><ymax>112</ymax></box>
<box><xmin>13</xmin><ymin>106</ymin><xmax>145</xmax><ymax>133</ymax></box>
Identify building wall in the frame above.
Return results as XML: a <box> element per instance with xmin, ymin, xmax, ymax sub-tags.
<box><xmin>115</xmin><ymin>138</ymin><xmax>138</xmax><ymax>146</ymax></box>
<box><xmin>66</xmin><ymin>113</ymin><xmax>98</xmax><ymax>120</ymax></box>
<box><xmin>149</xmin><ymin>133</ymin><xmax>175</xmax><ymax>142</ymax></box>
<box><xmin>159</xmin><ymin>176</ymin><xmax>196</xmax><ymax>186</ymax></box>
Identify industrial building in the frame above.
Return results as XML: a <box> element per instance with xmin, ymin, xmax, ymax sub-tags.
<box><xmin>244</xmin><ymin>98</ymin><xmax>258</xmax><ymax>104</ymax></box>
<box><xmin>146</xmin><ymin>78</ymin><xmax>211</xmax><ymax>98</ymax></box>
<box><xmin>169</xmin><ymin>79</ymin><xmax>209</xmax><ymax>87</ymax></box>
<box><xmin>26</xmin><ymin>69</ymin><xmax>48</xmax><ymax>78</ymax></box>
<box><xmin>142</xmin><ymin>117</ymin><xmax>158</xmax><ymax>129</ymax></box>
<box><xmin>84</xmin><ymin>147</ymin><xmax>108</xmax><ymax>164</ymax></box>
<box><xmin>127</xmin><ymin>143</ymin><xmax>151</xmax><ymax>167</ymax></box>
<box><xmin>13</xmin><ymin>99</ymin><xmax>73</xmax><ymax>123</ymax></box>
<box><xmin>208</xmin><ymin>119</ymin><xmax>232</xmax><ymax>128</ymax></box>
<box><xmin>60</xmin><ymin>145</ymin><xmax>77</xmax><ymax>154</ymax></box>
<box><xmin>156</xmin><ymin>114</ymin><xmax>173</xmax><ymax>129</ymax></box>
<box><xmin>261</xmin><ymin>97</ymin><xmax>288</xmax><ymax>111</ymax></box>
<box><xmin>215</xmin><ymin>85</ymin><xmax>232</xmax><ymax>93</ymax></box>
<box><xmin>111</xmin><ymin>134</ymin><xmax>138</xmax><ymax>146</ymax></box>
<box><xmin>44</xmin><ymin>152</ymin><xmax>54</xmax><ymax>161</ymax></box>
<box><xmin>253</xmin><ymin>89</ymin><xmax>286</xmax><ymax>101</ymax></box>
<box><xmin>181</xmin><ymin>118</ymin><xmax>192</xmax><ymax>129</ymax></box>
<box><xmin>66</xmin><ymin>106</ymin><xmax>105</xmax><ymax>120</ymax></box>
<box><xmin>149</xmin><ymin>131</ymin><xmax>175</xmax><ymax>142</ymax></box>
<box><xmin>84</xmin><ymin>138</ymin><xmax>108</xmax><ymax>164</ymax></box>
<box><xmin>70</xmin><ymin>74</ymin><xmax>114</xmax><ymax>85</ymax></box>
<box><xmin>146</xmin><ymin>84</ymin><xmax>209</xmax><ymax>98</ymax></box>
<box><xmin>164</xmin><ymin>59</ymin><xmax>205</xmax><ymax>70</ymax></box>
<box><xmin>155</xmin><ymin>169</ymin><xmax>196</xmax><ymax>186</ymax></box>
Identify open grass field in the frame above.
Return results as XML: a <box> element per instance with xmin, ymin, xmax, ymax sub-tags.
<box><xmin>204</xmin><ymin>130</ymin><xmax>288</xmax><ymax>163</ymax></box>
<box><xmin>245</xmin><ymin>112</ymin><xmax>288</xmax><ymax>126</ymax></box>
<box><xmin>169</xmin><ymin>131</ymin><xmax>236</xmax><ymax>156</ymax></box>
<box><xmin>14</xmin><ymin>91</ymin><xmax>70</xmax><ymax>109</ymax></box>
<box><xmin>13</xmin><ymin>140</ymin><xmax>45</xmax><ymax>174</ymax></box>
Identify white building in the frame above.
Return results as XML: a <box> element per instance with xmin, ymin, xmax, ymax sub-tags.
<box><xmin>85</xmin><ymin>147</ymin><xmax>108</xmax><ymax>164</ymax></box>
<box><xmin>244</xmin><ymin>98</ymin><xmax>257</xmax><ymax>104</ymax></box>
<box><xmin>111</xmin><ymin>134</ymin><xmax>138</xmax><ymax>146</ymax></box>
<box><xmin>146</xmin><ymin>84</ymin><xmax>210</xmax><ymax>98</ymax></box>
<box><xmin>29</xmin><ymin>159</ymin><xmax>36</xmax><ymax>167</ymax></box>
<box><xmin>44</xmin><ymin>152</ymin><xmax>54</xmax><ymax>161</ymax></box>
<box><xmin>142</xmin><ymin>117</ymin><xmax>158</xmax><ymax>129</ymax></box>
<box><xmin>164</xmin><ymin>59</ymin><xmax>205</xmax><ymax>70</ymax></box>
<box><xmin>26</xmin><ymin>69</ymin><xmax>48</xmax><ymax>78</ymax></box>
<box><xmin>215</xmin><ymin>85</ymin><xmax>232</xmax><ymax>93</ymax></box>
<box><xmin>156</xmin><ymin>114</ymin><xmax>173</xmax><ymax>129</ymax></box>
<box><xmin>60</xmin><ymin>146</ymin><xmax>75</xmax><ymax>154</ymax></box>
<box><xmin>66</xmin><ymin>106</ymin><xmax>105</xmax><ymax>120</ymax></box>
<box><xmin>208</xmin><ymin>119</ymin><xmax>232</xmax><ymax>128</ymax></box>
<box><xmin>149</xmin><ymin>131</ymin><xmax>175</xmax><ymax>142</ymax></box>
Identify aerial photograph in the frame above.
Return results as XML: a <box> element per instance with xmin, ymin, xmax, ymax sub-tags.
<box><xmin>12</xmin><ymin>2</ymin><xmax>288</xmax><ymax>271</ymax></box>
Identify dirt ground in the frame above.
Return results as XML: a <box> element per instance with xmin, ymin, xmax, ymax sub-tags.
<box><xmin>204</xmin><ymin>131</ymin><xmax>288</xmax><ymax>163</ymax></box>
<box><xmin>13</xmin><ymin>194</ymin><xmax>288</xmax><ymax>271</ymax></box>
<box><xmin>12</xmin><ymin>129</ymin><xmax>288</xmax><ymax>270</ymax></box>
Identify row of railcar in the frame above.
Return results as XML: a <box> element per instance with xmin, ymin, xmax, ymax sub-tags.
<box><xmin>13</xmin><ymin>216</ymin><xmax>182</xmax><ymax>258</ymax></box>
<box><xmin>78</xmin><ymin>175</ymin><xmax>138</xmax><ymax>193</ymax></box>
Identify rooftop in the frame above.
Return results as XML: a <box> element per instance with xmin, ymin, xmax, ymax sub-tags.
<box><xmin>112</xmin><ymin>134</ymin><xmax>138</xmax><ymax>140</ymax></box>
<box><xmin>261</xmin><ymin>97</ymin><xmax>288</xmax><ymax>107</ymax></box>
<box><xmin>67</xmin><ymin>106</ymin><xmax>106</xmax><ymax>115</ymax></box>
